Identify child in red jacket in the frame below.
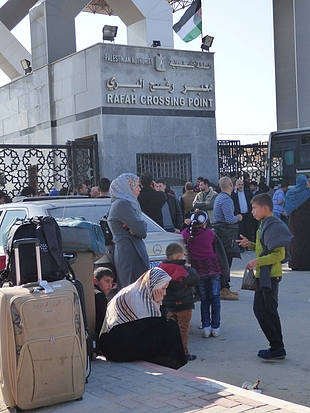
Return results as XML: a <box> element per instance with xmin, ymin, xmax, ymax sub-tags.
<box><xmin>159</xmin><ymin>243</ymin><xmax>199</xmax><ymax>361</ymax></box>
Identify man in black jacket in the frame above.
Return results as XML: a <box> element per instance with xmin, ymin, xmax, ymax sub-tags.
<box><xmin>155</xmin><ymin>178</ymin><xmax>183</xmax><ymax>233</ymax></box>
<box><xmin>138</xmin><ymin>172</ymin><xmax>166</xmax><ymax>227</ymax></box>
<box><xmin>231</xmin><ymin>179</ymin><xmax>254</xmax><ymax>243</ymax></box>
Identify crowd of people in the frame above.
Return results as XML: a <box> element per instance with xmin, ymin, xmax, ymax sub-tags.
<box><xmin>91</xmin><ymin>171</ymin><xmax>307</xmax><ymax>368</ymax></box>
<box><xmin>0</xmin><ymin>177</ymin><xmax>113</xmax><ymax>203</ymax></box>
<box><xmin>1</xmin><ymin>170</ymin><xmax>307</xmax><ymax>367</ymax></box>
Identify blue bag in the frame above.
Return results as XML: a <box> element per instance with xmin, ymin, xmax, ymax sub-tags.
<box><xmin>56</xmin><ymin>217</ymin><xmax>106</xmax><ymax>259</ymax></box>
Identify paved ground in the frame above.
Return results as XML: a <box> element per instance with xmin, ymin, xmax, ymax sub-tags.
<box><xmin>1</xmin><ymin>252</ymin><xmax>310</xmax><ymax>412</ymax></box>
<box><xmin>1</xmin><ymin>357</ymin><xmax>309</xmax><ymax>413</ymax></box>
<box><xmin>181</xmin><ymin>251</ymin><xmax>310</xmax><ymax>408</ymax></box>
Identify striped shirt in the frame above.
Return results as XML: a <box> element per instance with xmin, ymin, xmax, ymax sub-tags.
<box><xmin>213</xmin><ymin>192</ymin><xmax>239</xmax><ymax>224</ymax></box>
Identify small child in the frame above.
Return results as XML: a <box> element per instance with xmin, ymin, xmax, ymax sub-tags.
<box><xmin>159</xmin><ymin>243</ymin><xmax>199</xmax><ymax>361</ymax></box>
<box><xmin>181</xmin><ymin>210</ymin><xmax>222</xmax><ymax>338</ymax></box>
<box><xmin>94</xmin><ymin>267</ymin><xmax>114</xmax><ymax>345</ymax></box>
<box><xmin>237</xmin><ymin>193</ymin><xmax>293</xmax><ymax>360</ymax></box>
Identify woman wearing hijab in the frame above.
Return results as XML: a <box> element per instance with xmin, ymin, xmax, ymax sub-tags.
<box><xmin>284</xmin><ymin>174</ymin><xmax>310</xmax><ymax>270</ymax></box>
<box><xmin>99</xmin><ymin>267</ymin><xmax>187</xmax><ymax>369</ymax></box>
<box><xmin>108</xmin><ymin>173</ymin><xmax>149</xmax><ymax>290</ymax></box>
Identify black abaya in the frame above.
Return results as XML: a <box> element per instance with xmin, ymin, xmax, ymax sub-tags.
<box><xmin>99</xmin><ymin>317</ymin><xmax>187</xmax><ymax>370</ymax></box>
<box><xmin>289</xmin><ymin>197</ymin><xmax>310</xmax><ymax>270</ymax></box>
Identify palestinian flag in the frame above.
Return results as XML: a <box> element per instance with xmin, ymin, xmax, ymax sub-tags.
<box><xmin>173</xmin><ymin>0</ymin><xmax>202</xmax><ymax>43</ymax></box>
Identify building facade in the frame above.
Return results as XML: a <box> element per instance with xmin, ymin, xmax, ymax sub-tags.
<box><xmin>0</xmin><ymin>43</ymin><xmax>218</xmax><ymax>185</ymax></box>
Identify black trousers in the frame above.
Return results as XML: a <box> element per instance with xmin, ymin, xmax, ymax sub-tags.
<box><xmin>253</xmin><ymin>277</ymin><xmax>284</xmax><ymax>350</ymax></box>
<box><xmin>99</xmin><ymin>317</ymin><xmax>187</xmax><ymax>370</ymax></box>
<box><xmin>238</xmin><ymin>212</ymin><xmax>253</xmax><ymax>241</ymax></box>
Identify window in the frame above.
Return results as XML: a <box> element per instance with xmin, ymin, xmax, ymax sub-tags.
<box><xmin>136</xmin><ymin>153</ymin><xmax>192</xmax><ymax>185</ymax></box>
<box><xmin>0</xmin><ymin>209</ymin><xmax>27</xmax><ymax>248</ymax></box>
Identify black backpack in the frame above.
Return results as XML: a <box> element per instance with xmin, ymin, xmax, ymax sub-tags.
<box><xmin>99</xmin><ymin>211</ymin><xmax>113</xmax><ymax>246</ymax></box>
<box><xmin>1</xmin><ymin>216</ymin><xmax>69</xmax><ymax>286</ymax></box>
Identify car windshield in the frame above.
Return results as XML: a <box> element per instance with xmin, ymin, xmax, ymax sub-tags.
<box><xmin>47</xmin><ymin>205</ymin><xmax>164</xmax><ymax>233</ymax></box>
<box><xmin>48</xmin><ymin>205</ymin><xmax>109</xmax><ymax>222</ymax></box>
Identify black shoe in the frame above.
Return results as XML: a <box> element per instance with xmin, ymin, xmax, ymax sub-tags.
<box><xmin>186</xmin><ymin>354</ymin><xmax>197</xmax><ymax>361</ymax></box>
<box><xmin>257</xmin><ymin>348</ymin><xmax>286</xmax><ymax>360</ymax></box>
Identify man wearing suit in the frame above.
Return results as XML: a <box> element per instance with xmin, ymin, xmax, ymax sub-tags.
<box><xmin>231</xmin><ymin>179</ymin><xmax>254</xmax><ymax>244</ymax></box>
<box><xmin>138</xmin><ymin>172</ymin><xmax>166</xmax><ymax>227</ymax></box>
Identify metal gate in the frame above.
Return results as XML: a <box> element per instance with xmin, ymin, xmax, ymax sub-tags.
<box><xmin>217</xmin><ymin>141</ymin><xmax>268</xmax><ymax>181</ymax></box>
<box><xmin>0</xmin><ymin>140</ymin><xmax>99</xmax><ymax>198</ymax></box>
<box><xmin>136</xmin><ymin>153</ymin><xmax>192</xmax><ymax>185</ymax></box>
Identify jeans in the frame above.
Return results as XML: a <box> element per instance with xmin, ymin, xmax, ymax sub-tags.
<box><xmin>253</xmin><ymin>277</ymin><xmax>284</xmax><ymax>350</ymax></box>
<box><xmin>199</xmin><ymin>274</ymin><xmax>221</xmax><ymax>329</ymax></box>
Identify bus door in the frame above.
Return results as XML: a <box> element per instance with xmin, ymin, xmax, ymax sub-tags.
<box><xmin>296</xmin><ymin>134</ymin><xmax>310</xmax><ymax>177</ymax></box>
<box><xmin>269</xmin><ymin>138</ymin><xmax>296</xmax><ymax>186</ymax></box>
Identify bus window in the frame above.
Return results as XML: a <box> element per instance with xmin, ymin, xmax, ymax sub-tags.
<box><xmin>268</xmin><ymin>129</ymin><xmax>310</xmax><ymax>186</ymax></box>
<box><xmin>284</xmin><ymin>150</ymin><xmax>294</xmax><ymax>166</ymax></box>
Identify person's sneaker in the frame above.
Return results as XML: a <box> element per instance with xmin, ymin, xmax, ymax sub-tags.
<box><xmin>202</xmin><ymin>327</ymin><xmax>212</xmax><ymax>338</ymax></box>
<box><xmin>220</xmin><ymin>288</ymin><xmax>238</xmax><ymax>300</ymax></box>
<box><xmin>257</xmin><ymin>348</ymin><xmax>286</xmax><ymax>360</ymax></box>
<box><xmin>186</xmin><ymin>354</ymin><xmax>197</xmax><ymax>361</ymax></box>
<box><xmin>211</xmin><ymin>327</ymin><xmax>220</xmax><ymax>337</ymax></box>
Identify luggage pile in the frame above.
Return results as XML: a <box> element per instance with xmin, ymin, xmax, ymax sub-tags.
<box><xmin>0</xmin><ymin>216</ymin><xmax>88</xmax><ymax>410</ymax></box>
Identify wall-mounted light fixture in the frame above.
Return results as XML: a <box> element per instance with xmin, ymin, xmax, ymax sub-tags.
<box><xmin>20</xmin><ymin>59</ymin><xmax>32</xmax><ymax>75</ymax></box>
<box><xmin>201</xmin><ymin>35</ymin><xmax>214</xmax><ymax>52</ymax></box>
<box><xmin>102</xmin><ymin>25</ymin><xmax>118</xmax><ymax>42</ymax></box>
<box><xmin>151</xmin><ymin>41</ymin><xmax>161</xmax><ymax>48</ymax></box>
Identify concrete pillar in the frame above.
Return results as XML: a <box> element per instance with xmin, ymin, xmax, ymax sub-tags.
<box><xmin>0</xmin><ymin>0</ymin><xmax>37</xmax><ymax>31</ymax></box>
<box><xmin>29</xmin><ymin>0</ymin><xmax>90</xmax><ymax>69</ymax></box>
<box><xmin>0</xmin><ymin>21</ymin><xmax>31</xmax><ymax>79</ymax></box>
<box><xmin>273</xmin><ymin>0</ymin><xmax>310</xmax><ymax>130</ymax></box>
<box><xmin>106</xmin><ymin>0</ymin><xmax>174</xmax><ymax>48</ymax></box>
<box><xmin>0</xmin><ymin>0</ymin><xmax>36</xmax><ymax>79</ymax></box>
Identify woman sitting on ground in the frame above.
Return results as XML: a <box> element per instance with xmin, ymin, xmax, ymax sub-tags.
<box><xmin>99</xmin><ymin>267</ymin><xmax>187</xmax><ymax>370</ymax></box>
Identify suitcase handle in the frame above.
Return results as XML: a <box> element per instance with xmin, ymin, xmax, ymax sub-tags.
<box><xmin>13</xmin><ymin>238</ymin><xmax>40</xmax><ymax>248</ymax></box>
<box><xmin>13</xmin><ymin>238</ymin><xmax>42</xmax><ymax>285</ymax></box>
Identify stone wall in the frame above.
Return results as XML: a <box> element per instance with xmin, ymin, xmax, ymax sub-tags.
<box><xmin>0</xmin><ymin>43</ymin><xmax>218</xmax><ymax>183</ymax></box>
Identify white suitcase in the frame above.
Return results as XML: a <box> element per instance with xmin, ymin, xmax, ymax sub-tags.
<box><xmin>0</xmin><ymin>238</ymin><xmax>86</xmax><ymax>410</ymax></box>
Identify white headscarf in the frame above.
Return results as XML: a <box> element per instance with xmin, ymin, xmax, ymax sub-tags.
<box><xmin>110</xmin><ymin>173</ymin><xmax>142</xmax><ymax>217</ymax></box>
<box><xmin>101</xmin><ymin>268</ymin><xmax>171</xmax><ymax>333</ymax></box>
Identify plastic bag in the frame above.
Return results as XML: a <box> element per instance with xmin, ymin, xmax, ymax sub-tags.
<box><xmin>241</xmin><ymin>268</ymin><xmax>257</xmax><ymax>291</ymax></box>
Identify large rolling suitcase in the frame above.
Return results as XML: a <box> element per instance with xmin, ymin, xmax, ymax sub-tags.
<box><xmin>0</xmin><ymin>238</ymin><xmax>86</xmax><ymax>410</ymax></box>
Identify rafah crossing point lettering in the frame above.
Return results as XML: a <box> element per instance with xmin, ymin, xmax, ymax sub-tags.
<box><xmin>106</xmin><ymin>94</ymin><xmax>213</xmax><ymax>108</ymax></box>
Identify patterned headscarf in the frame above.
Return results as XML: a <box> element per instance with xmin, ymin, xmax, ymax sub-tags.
<box><xmin>110</xmin><ymin>173</ymin><xmax>142</xmax><ymax>217</ymax></box>
<box><xmin>101</xmin><ymin>268</ymin><xmax>171</xmax><ymax>333</ymax></box>
<box><xmin>284</xmin><ymin>174</ymin><xmax>310</xmax><ymax>215</ymax></box>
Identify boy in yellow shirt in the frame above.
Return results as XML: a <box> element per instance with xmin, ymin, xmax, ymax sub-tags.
<box><xmin>238</xmin><ymin>193</ymin><xmax>293</xmax><ymax>360</ymax></box>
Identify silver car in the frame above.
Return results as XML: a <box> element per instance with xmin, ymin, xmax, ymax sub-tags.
<box><xmin>0</xmin><ymin>197</ymin><xmax>187</xmax><ymax>274</ymax></box>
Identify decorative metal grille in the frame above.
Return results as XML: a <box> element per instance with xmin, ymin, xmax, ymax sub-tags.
<box><xmin>136</xmin><ymin>153</ymin><xmax>192</xmax><ymax>185</ymax></box>
<box><xmin>217</xmin><ymin>141</ymin><xmax>268</xmax><ymax>181</ymax></box>
<box><xmin>83</xmin><ymin>0</ymin><xmax>194</xmax><ymax>15</ymax></box>
<box><xmin>0</xmin><ymin>141</ymin><xmax>99</xmax><ymax>199</ymax></box>
<box><xmin>168</xmin><ymin>0</ymin><xmax>194</xmax><ymax>12</ymax></box>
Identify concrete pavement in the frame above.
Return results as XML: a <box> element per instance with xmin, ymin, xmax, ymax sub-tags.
<box><xmin>181</xmin><ymin>251</ymin><xmax>310</xmax><ymax>408</ymax></box>
<box><xmin>1</xmin><ymin>357</ymin><xmax>309</xmax><ymax>413</ymax></box>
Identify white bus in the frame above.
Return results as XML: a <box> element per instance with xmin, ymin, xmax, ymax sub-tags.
<box><xmin>267</xmin><ymin>128</ymin><xmax>310</xmax><ymax>186</ymax></box>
